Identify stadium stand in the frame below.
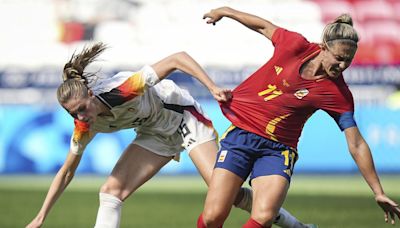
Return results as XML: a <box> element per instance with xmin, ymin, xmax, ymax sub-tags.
<box><xmin>353</xmin><ymin>0</ymin><xmax>395</xmax><ymax>23</ymax></box>
<box><xmin>313</xmin><ymin>0</ymin><xmax>400</xmax><ymax>65</ymax></box>
<box><xmin>313</xmin><ymin>0</ymin><xmax>355</xmax><ymax>23</ymax></box>
<box><xmin>0</xmin><ymin>0</ymin><xmax>398</xmax><ymax>66</ymax></box>
<box><xmin>1</xmin><ymin>0</ymin><xmax>400</xmax><ymax>175</ymax></box>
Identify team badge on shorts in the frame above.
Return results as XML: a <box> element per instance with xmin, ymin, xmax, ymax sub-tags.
<box><xmin>218</xmin><ymin>150</ymin><xmax>228</xmax><ymax>162</ymax></box>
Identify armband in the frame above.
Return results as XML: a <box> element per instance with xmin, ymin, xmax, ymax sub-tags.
<box><xmin>337</xmin><ymin>111</ymin><xmax>357</xmax><ymax>131</ymax></box>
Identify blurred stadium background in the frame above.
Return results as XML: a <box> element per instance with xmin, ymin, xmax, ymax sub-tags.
<box><xmin>0</xmin><ymin>0</ymin><xmax>399</xmax><ymax>227</ymax></box>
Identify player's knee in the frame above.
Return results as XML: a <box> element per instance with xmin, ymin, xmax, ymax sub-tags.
<box><xmin>202</xmin><ymin>206</ymin><xmax>229</xmax><ymax>227</ymax></box>
<box><xmin>252</xmin><ymin>209</ymin><xmax>277</xmax><ymax>226</ymax></box>
<box><xmin>99</xmin><ymin>182</ymin><xmax>125</xmax><ymax>200</ymax></box>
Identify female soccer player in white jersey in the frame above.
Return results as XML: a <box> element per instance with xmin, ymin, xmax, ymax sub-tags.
<box><xmin>26</xmin><ymin>43</ymin><xmax>309</xmax><ymax>228</ymax></box>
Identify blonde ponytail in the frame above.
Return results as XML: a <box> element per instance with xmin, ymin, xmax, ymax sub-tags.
<box><xmin>322</xmin><ymin>14</ymin><xmax>359</xmax><ymax>47</ymax></box>
<box><xmin>58</xmin><ymin>42</ymin><xmax>107</xmax><ymax>104</ymax></box>
<box><xmin>62</xmin><ymin>42</ymin><xmax>108</xmax><ymax>85</ymax></box>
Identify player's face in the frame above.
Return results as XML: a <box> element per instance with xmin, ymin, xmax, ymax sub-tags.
<box><xmin>62</xmin><ymin>92</ymin><xmax>99</xmax><ymax>124</ymax></box>
<box><xmin>322</xmin><ymin>43</ymin><xmax>357</xmax><ymax>79</ymax></box>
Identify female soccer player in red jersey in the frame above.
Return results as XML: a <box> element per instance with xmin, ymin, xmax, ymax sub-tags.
<box><xmin>197</xmin><ymin>6</ymin><xmax>400</xmax><ymax>228</ymax></box>
<box><xmin>26</xmin><ymin>43</ymin><xmax>306</xmax><ymax>228</ymax></box>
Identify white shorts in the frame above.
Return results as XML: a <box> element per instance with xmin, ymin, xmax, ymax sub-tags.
<box><xmin>133</xmin><ymin>103</ymin><xmax>216</xmax><ymax>157</ymax></box>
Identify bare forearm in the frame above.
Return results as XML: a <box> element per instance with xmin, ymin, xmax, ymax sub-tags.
<box><xmin>351</xmin><ymin>144</ymin><xmax>384</xmax><ymax>196</ymax></box>
<box><xmin>174</xmin><ymin>52</ymin><xmax>217</xmax><ymax>92</ymax></box>
<box><xmin>151</xmin><ymin>52</ymin><xmax>232</xmax><ymax>102</ymax></box>
<box><xmin>35</xmin><ymin>169</ymin><xmax>74</xmax><ymax>222</ymax></box>
<box><xmin>351</xmin><ymin>145</ymin><xmax>400</xmax><ymax>225</ymax></box>
<box><xmin>152</xmin><ymin>52</ymin><xmax>218</xmax><ymax>92</ymax></box>
<box><xmin>213</xmin><ymin>7</ymin><xmax>277</xmax><ymax>38</ymax></box>
<box><xmin>29</xmin><ymin>152</ymin><xmax>81</xmax><ymax>227</ymax></box>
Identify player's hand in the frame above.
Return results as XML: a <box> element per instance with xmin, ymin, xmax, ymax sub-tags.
<box><xmin>203</xmin><ymin>7</ymin><xmax>228</xmax><ymax>25</ymax></box>
<box><xmin>210</xmin><ymin>86</ymin><xmax>232</xmax><ymax>102</ymax></box>
<box><xmin>375</xmin><ymin>194</ymin><xmax>400</xmax><ymax>225</ymax></box>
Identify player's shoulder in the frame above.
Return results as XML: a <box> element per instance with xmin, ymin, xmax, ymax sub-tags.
<box><xmin>91</xmin><ymin>71</ymin><xmax>135</xmax><ymax>94</ymax></box>
<box><xmin>323</xmin><ymin>76</ymin><xmax>354</xmax><ymax>104</ymax></box>
<box><xmin>333</xmin><ymin>76</ymin><xmax>352</xmax><ymax>94</ymax></box>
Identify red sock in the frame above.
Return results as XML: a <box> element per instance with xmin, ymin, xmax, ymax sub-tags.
<box><xmin>197</xmin><ymin>214</ymin><xmax>207</xmax><ymax>228</ymax></box>
<box><xmin>243</xmin><ymin>218</ymin><xmax>265</xmax><ymax>228</ymax></box>
<box><xmin>197</xmin><ymin>213</ymin><xmax>223</xmax><ymax>228</ymax></box>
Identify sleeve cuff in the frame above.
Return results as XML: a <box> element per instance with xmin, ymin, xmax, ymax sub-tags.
<box><xmin>142</xmin><ymin>65</ymin><xmax>160</xmax><ymax>87</ymax></box>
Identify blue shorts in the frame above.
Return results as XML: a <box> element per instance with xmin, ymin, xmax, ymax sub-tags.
<box><xmin>215</xmin><ymin>126</ymin><xmax>298</xmax><ymax>183</ymax></box>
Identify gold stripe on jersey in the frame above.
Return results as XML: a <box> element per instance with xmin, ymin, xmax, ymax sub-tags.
<box><xmin>265</xmin><ymin>113</ymin><xmax>291</xmax><ymax>141</ymax></box>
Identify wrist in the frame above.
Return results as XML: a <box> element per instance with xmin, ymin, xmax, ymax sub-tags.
<box><xmin>372</xmin><ymin>188</ymin><xmax>385</xmax><ymax>197</ymax></box>
<box><xmin>36</xmin><ymin>213</ymin><xmax>45</xmax><ymax>223</ymax></box>
<box><xmin>208</xmin><ymin>85</ymin><xmax>218</xmax><ymax>94</ymax></box>
<box><xmin>221</xmin><ymin>7</ymin><xmax>234</xmax><ymax>16</ymax></box>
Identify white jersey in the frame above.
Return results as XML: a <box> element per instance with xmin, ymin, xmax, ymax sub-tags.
<box><xmin>69</xmin><ymin>65</ymin><xmax>213</xmax><ymax>156</ymax></box>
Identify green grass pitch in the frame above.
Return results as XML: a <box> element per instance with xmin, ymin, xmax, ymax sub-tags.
<box><xmin>0</xmin><ymin>175</ymin><xmax>399</xmax><ymax>228</ymax></box>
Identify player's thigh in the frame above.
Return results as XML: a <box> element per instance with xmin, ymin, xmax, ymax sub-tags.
<box><xmin>104</xmin><ymin>143</ymin><xmax>171</xmax><ymax>200</ymax></box>
<box><xmin>189</xmin><ymin>140</ymin><xmax>219</xmax><ymax>185</ymax></box>
<box><xmin>204</xmin><ymin>168</ymin><xmax>244</xmax><ymax>216</ymax></box>
<box><xmin>180</xmin><ymin>107</ymin><xmax>218</xmax><ymax>184</ymax></box>
<box><xmin>251</xmin><ymin>175</ymin><xmax>290</xmax><ymax>225</ymax></box>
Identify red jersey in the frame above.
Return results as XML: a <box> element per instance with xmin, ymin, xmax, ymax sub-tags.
<box><xmin>220</xmin><ymin>28</ymin><xmax>355</xmax><ymax>149</ymax></box>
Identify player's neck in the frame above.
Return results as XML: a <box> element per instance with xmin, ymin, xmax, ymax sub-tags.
<box><xmin>300</xmin><ymin>56</ymin><xmax>327</xmax><ymax>81</ymax></box>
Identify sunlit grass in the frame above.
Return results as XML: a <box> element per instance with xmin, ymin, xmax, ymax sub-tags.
<box><xmin>0</xmin><ymin>175</ymin><xmax>399</xmax><ymax>228</ymax></box>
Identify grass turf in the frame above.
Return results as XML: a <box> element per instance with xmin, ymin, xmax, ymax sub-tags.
<box><xmin>0</xmin><ymin>175</ymin><xmax>399</xmax><ymax>228</ymax></box>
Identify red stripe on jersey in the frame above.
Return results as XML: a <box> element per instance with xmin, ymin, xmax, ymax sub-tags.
<box><xmin>184</xmin><ymin>106</ymin><xmax>213</xmax><ymax>128</ymax></box>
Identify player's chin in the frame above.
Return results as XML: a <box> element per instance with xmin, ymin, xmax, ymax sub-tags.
<box><xmin>328</xmin><ymin>71</ymin><xmax>340</xmax><ymax>79</ymax></box>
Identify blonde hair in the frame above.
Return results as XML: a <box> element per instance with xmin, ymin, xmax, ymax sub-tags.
<box><xmin>322</xmin><ymin>14</ymin><xmax>359</xmax><ymax>48</ymax></box>
<box><xmin>57</xmin><ymin>42</ymin><xmax>107</xmax><ymax>104</ymax></box>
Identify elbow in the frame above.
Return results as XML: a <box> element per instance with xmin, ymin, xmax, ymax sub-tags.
<box><xmin>348</xmin><ymin>141</ymin><xmax>361</xmax><ymax>154</ymax></box>
<box><xmin>59</xmin><ymin>165</ymin><xmax>76</xmax><ymax>181</ymax></box>
<box><xmin>176</xmin><ymin>51</ymin><xmax>188</xmax><ymax>56</ymax></box>
<box><xmin>348</xmin><ymin>145</ymin><xmax>358</xmax><ymax>158</ymax></box>
<box><xmin>174</xmin><ymin>51</ymin><xmax>190</xmax><ymax>61</ymax></box>
<box><xmin>348</xmin><ymin>142</ymin><xmax>369</xmax><ymax>159</ymax></box>
<box><xmin>170</xmin><ymin>51</ymin><xmax>190</xmax><ymax>68</ymax></box>
<box><xmin>65</xmin><ymin>169</ymin><xmax>76</xmax><ymax>180</ymax></box>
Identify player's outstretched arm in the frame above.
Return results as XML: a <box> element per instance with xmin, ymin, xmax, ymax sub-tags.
<box><xmin>26</xmin><ymin>152</ymin><xmax>82</xmax><ymax>228</ymax></box>
<box><xmin>203</xmin><ymin>6</ymin><xmax>278</xmax><ymax>40</ymax></box>
<box><xmin>344</xmin><ymin>126</ymin><xmax>400</xmax><ymax>224</ymax></box>
<box><xmin>151</xmin><ymin>52</ymin><xmax>232</xmax><ymax>102</ymax></box>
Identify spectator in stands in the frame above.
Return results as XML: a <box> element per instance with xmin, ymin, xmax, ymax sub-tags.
<box><xmin>197</xmin><ymin>6</ymin><xmax>400</xmax><ymax>228</ymax></box>
<box><xmin>26</xmin><ymin>43</ymin><xmax>308</xmax><ymax>228</ymax></box>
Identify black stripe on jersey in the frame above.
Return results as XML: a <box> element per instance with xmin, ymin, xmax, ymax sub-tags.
<box><xmin>97</xmin><ymin>88</ymin><xmax>127</xmax><ymax>108</ymax></box>
<box><xmin>96</xmin><ymin>95</ymin><xmax>112</xmax><ymax>109</ymax></box>
<box><xmin>163</xmin><ymin>103</ymin><xmax>184</xmax><ymax>114</ymax></box>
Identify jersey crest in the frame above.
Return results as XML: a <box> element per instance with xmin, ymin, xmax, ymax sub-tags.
<box><xmin>294</xmin><ymin>89</ymin><xmax>309</xmax><ymax>100</ymax></box>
